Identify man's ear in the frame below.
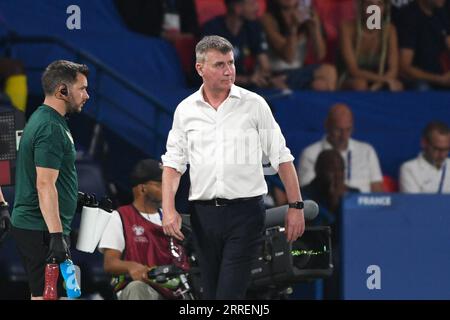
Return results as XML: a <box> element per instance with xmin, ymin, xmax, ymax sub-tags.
<box><xmin>56</xmin><ymin>84</ymin><xmax>68</xmax><ymax>100</ymax></box>
<box><xmin>195</xmin><ymin>63</ymin><xmax>203</xmax><ymax>77</ymax></box>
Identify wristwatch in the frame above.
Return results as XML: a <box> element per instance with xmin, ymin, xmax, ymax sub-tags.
<box><xmin>288</xmin><ymin>201</ymin><xmax>304</xmax><ymax>209</ymax></box>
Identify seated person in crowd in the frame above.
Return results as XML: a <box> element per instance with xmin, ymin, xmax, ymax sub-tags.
<box><xmin>400</xmin><ymin>121</ymin><xmax>450</xmax><ymax>193</ymax></box>
<box><xmin>202</xmin><ymin>0</ymin><xmax>288</xmax><ymax>90</ymax></box>
<box><xmin>338</xmin><ymin>0</ymin><xmax>403</xmax><ymax>91</ymax></box>
<box><xmin>396</xmin><ymin>0</ymin><xmax>450</xmax><ymax>90</ymax></box>
<box><xmin>298</xmin><ymin>103</ymin><xmax>384</xmax><ymax>193</ymax></box>
<box><xmin>301</xmin><ymin>149</ymin><xmax>359</xmax><ymax>300</ymax></box>
<box><xmin>390</xmin><ymin>0</ymin><xmax>414</xmax><ymax>26</ymax></box>
<box><xmin>98</xmin><ymin>159</ymin><xmax>188</xmax><ymax>300</ymax></box>
<box><xmin>114</xmin><ymin>0</ymin><xmax>199</xmax><ymax>43</ymax></box>
<box><xmin>261</xmin><ymin>0</ymin><xmax>337</xmax><ymax>91</ymax></box>
<box><xmin>0</xmin><ymin>186</ymin><xmax>11</xmax><ymax>245</ymax></box>
<box><xmin>302</xmin><ymin>149</ymin><xmax>360</xmax><ymax>223</ymax></box>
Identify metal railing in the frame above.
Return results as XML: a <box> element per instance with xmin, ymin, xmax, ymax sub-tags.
<box><xmin>0</xmin><ymin>33</ymin><xmax>172</xmax><ymax>156</ymax></box>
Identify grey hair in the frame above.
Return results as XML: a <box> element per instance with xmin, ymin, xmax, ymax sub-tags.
<box><xmin>195</xmin><ymin>36</ymin><xmax>234</xmax><ymax>63</ymax></box>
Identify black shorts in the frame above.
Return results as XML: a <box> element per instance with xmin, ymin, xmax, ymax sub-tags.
<box><xmin>11</xmin><ymin>226</ymin><xmax>70</xmax><ymax>298</ymax></box>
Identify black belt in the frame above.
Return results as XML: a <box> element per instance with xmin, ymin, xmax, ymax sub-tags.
<box><xmin>194</xmin><ymin>195</ymin><xmax>263</xmax><ymax>207</ymax></box>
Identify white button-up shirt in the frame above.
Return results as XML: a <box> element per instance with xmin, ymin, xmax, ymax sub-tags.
<box><xmin>162</xmin><ymin>85</ymin><xmax>294</xmax><ymax>201</ymax></box>
<box><xmin>399</xmin><ymin>153</ymin><xmax>450</xmax><ymax>193</ymax></box>
<box><xmin>297</xmin><ymin>137</ymin><xmax>383</xmax><ymax>193</ymax></box>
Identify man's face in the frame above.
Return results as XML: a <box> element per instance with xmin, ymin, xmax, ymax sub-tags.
<box><xmin>326</xmin><ymin>115</ymin><xmax>353</xmax><ymax>151</ymax></box>
<box><xmin>241</xmin><ymin>0</ymin><xmax>259</xmax><ymax>20</ymax></box>
<box><xmin>196</xmin><ymin>50</ymin><xmax>235</xmax><ymax>93</ymax></box>
<box><xmin>422</xmin><ymin>131</ymin><xmax>450</xmax><ymax>168</ymax></box>
<box><xmin>65</xmin><ymin>73</ymin><xmax>89</xmax><ymax>114</ymax></box>
<box><xmin>322</xmin><ymin>158</ymin><xmax>345</xmax><ymax>188</ymax></box>
<box><xmin>143</xmin><ymin>180</ymin><xmax>162</xmax><ymax>204</ymax></box>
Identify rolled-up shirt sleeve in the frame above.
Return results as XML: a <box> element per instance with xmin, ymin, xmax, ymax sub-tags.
<box><xmin>162</xmin><ymin>107</ymin><xmax>188</xmax><ymax>174</ymax></box>
<box><xmin>256</xmin><ymin>97</ymin><xmax>294</xmax><ymax>172</ymax></box>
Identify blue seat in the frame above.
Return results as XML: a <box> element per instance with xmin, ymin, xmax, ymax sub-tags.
<box><xmin>0</xmin><ymin>236</ymin><xmax>28</xmax><ymax>299</ymax></box>
<box><xmin>75</xmin><ymin>160</ymin><xmax>107</xmax><ymax>199</ymax></box>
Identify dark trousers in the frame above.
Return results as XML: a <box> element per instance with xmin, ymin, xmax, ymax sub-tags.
<box><xmin>190</xmin><ymin>197</ymin><xmax>265</xmax><ymax>300</ymax></box>
<box><xmin>11</xmin><ymin>226</ymin><xmax>70</xmax><ymax>297</ymax></box>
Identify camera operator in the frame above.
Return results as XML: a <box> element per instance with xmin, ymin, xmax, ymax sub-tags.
<box><xmin>98</xmin><ymin>159</ymin><xmax>189</xmax><ymax>300</ymax></box>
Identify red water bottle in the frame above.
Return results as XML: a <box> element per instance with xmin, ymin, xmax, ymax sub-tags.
<box><xmin>43</xmin><ymin>260</ymin><xmax>59</xmax><ymax>300</ymax></box>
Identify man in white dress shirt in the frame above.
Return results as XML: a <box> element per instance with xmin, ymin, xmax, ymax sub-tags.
<box><xmin>298</xmin><ymin>103</ymin><xmax>384</xmax><ymax>193</ymax></box>
<box><xmin>161</xmin><ymin>35</ymin><xmax>305</xmax><ymax>299</ymax></box>
<box><xmin>400</xmin><ymin>121</ymin><xmax>450</xmax><ymax>193</ymax></box>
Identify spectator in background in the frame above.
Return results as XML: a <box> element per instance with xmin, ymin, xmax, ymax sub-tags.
<box><xmin>390</xmin><ymin>0</ymin><xmax>415</xmax><ymax>26</ymax></box>
<box><xmin>114</xmin><ymin>0</ymin><xmax>199</xmax><ymax>43</ymax></box>
<box><xmin>301</xmin><ymin>149</ymin><xmax>359</xmax><ymax>300</ymax></box>
<box><xmin>98</xmin><ymin>159</ymin><xmax>188</xmax><ymax>300</ymax></box>
<box><xmin>202</xmin><ymin>0</ymin><xmax>288</xmax><ymax>90</ymax></box>
<box><xmin>0</xmin><ymin>57</ymin><xmax>28</xmax><ymax>112</ymax></box>
<box><xmin>396</xmin><ymin>0</ymin><xmax>450</xmax><ymax>90</ymax></box>
<box><xmin>302</xmin><ymin>149</ymin><xmax>360</xmax><ymax>222</ymax></box>
<box><xmin>261</xmin><ymin>0</ymin><xmax>337</xmax><ymax>91</ymax></box>
<box><xmin>298</xmin><ymin>103</ymin><xmax>384</xmax><ymax>193</ymax></box>
<box><xmin>400</xmin><ymin>121</ymin><xmax>450</xmax><ymax>193</ymax></box>
<box><xmin>338</xmin><ymin>0</ymin><xmax>403</xmax><ymax>91</ymax></box>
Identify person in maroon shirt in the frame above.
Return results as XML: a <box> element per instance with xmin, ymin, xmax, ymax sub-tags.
<box><xmin>98</xmin><ymin>159</ymin><xmax>188</xmax><ymax>300</ymax></box>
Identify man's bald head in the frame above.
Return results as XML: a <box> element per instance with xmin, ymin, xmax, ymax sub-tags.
<box><xmin>325</xmin><ymin>103</ymin><xmax>354</xmax><ymax>151</ymax></box>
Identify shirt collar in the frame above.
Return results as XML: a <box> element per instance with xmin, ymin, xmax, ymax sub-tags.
<box><xmin>321</xmin><ymin>136</ymin><xmax>354</xmax><ymax>152</ymax></box>
<box><xmin>194</xmin><ymin>84</ymin><xmax>241</xmax><ymax>105</ymax></box>
<box><xmin>418</xmin><ymin>152</ymin><xmax>448</xmax><ymax>171</ymax></box>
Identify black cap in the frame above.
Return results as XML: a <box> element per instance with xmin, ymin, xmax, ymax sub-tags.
<box><xmin>130</xmin><ymin>159</ymin><xmax>162</xmax><ymax>187</ymax></box>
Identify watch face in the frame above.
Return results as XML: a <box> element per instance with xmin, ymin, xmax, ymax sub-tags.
<box><xmin>290</xmin><ymin>201</ymin><xmax>304</xmax><ymax>209</ymax></box>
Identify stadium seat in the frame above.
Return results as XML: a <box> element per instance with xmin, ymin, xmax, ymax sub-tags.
<box><xmin>195</xmin><ymin>0</ymin><xmax>267</xmax><ymax>26</ymax></box>
<box><xmin>75</xmin><ymin>160</ymin><xmax>107</xmax><ymax>199</ymax></box>
<box><xmin>0</xmin><ymin>236</ymin><xmax>28</xmax><ymax>299</ymax></box>
<box><xmin>383</xmin><ymin>175</ymin><xmax>399</xmax><ymax>193</ymax></box>
<box><xmin>173</xmin><ymin>36</ymin><xmax>198</xmax><ymax>77</ymax></box>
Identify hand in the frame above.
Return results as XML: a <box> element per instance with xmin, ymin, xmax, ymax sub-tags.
<box><xmin>128</xmin><ymin>262</ymin><xmax>150</xmax><ymax>281</ymax></box>
<box><xmin>284</xmin><ymin>207</ymin><xmax>305</xmax><ymax>243</ymax></box>
<box><xmin>46</xmin><ymin>232</ymin><xmax>70</xmax><ymax>263</ymax></box>
<box><xmin>162</xmin><ymin>209</ymin><xmax>184</xmax><ymax>241</ymax></box>
<box><xmin>305</xmin><ymin>9</ymin><xmax>320</xmax><ymax>30</ymax></box>
<box><xmin>370</xmin><ymin>81</ymin><xmax>384</xmax><ymax>91</ymax></box>
<box><xmin>0</xmin><ymin>203</ymin><xmax>11</xmax><ymax>244</ymax></box>
<box><xmin>385</xmin><ymin>78</ymin><xmax>403</xmax><ymax>91</ymax></box>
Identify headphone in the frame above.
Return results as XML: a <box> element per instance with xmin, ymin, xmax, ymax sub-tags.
<box><xmin>60</xmin><ymin>84</ymin><xmax>68</xmax><ymax>97</ymax></box>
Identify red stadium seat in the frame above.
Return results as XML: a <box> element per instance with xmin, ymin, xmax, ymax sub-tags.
<box><xmin>196</xmin><ymin>0</ymin><xmax>227</xmax><ymax>26</ymax></box>
<box><xmin>173</xmin><ymin>35</ymin><xmax>198</xmax><ymax>76</ymax></box>
<box><xmin>195</xmin><ymin>0</ymin><xmax>267</xmax><ymax>26</ymax></box>
<box><xmin>383</xmin><ymin>175</ymin><xmax>399</xmax><ymax>193</ymax></box>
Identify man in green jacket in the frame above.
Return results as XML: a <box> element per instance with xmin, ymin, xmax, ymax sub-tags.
<box><xmin>11</xmin><ymin>60</ymin><xmax>89</xmax><ymax>299</ymax></box>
